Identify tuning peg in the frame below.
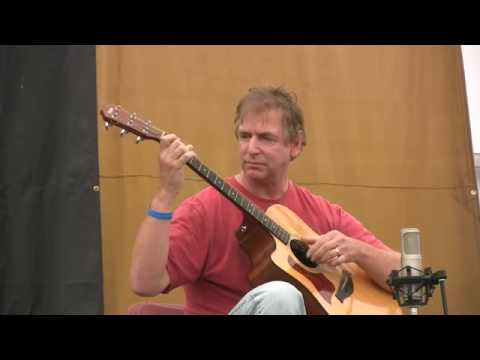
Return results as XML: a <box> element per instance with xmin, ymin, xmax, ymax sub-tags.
<box><xmin>120</xmin><ymin>129</ymin><xmax>128</xmax><ymax>137</ymax></box>
<box><xmin>105</xmin><ymin>121</ymin><xmax>112</xmax><ymax>130</ymax></box>
<box><xmin>136</xmin><ymin>136</ymin><xmax>144</xmax><ymax>144</ymax></box>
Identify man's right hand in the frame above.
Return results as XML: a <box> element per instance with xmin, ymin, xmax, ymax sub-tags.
<box><xmin>131</xmin><ymin>133</ymin><xmax>196</xmax><ymax>296</ymax></box>
<box><xmin>153</xmin><ymin>133</ymin><xmax>196</xmax><ymax>209</ymax></box>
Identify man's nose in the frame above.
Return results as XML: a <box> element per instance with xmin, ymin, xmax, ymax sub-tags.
<box><xmin>246</xmin><ymin>136</ymin><xmax>261</xmax><ymax>154</ymax></box>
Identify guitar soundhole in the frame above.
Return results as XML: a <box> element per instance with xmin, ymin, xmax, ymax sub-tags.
<box><xmin>290</xmin><ymin>239</ymin><xmax>317</xmax><ymax>268</ymax></box>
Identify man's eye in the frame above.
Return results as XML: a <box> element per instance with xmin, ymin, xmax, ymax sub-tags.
<box><xmin>260</xmin><ymin>137</ymin><xmax>276</xmax><ymax>144</ymax></box>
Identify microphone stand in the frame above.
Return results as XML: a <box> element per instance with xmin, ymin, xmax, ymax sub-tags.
<box><xmin>387</xmin><ymin>266</ymin><xmax>448</xmax><ymax>315</ymax></box>
<box><xmin>437</xmin><ymin>274</ymin><xmax>449</xmax><ymax>315</ymax></box>
<box><xmin>408</xmin><ymin>307</ymin><xmax>419</xmax><ymax>316</ymax></box>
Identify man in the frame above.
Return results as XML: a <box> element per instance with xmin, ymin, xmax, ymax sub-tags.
<box><xmin>130</xmin><ymin>86</ymin><xmax>401</xmax><ymax>315</ymax></box>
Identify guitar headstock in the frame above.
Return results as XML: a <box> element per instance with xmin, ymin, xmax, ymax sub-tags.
<box><xmin>100</xmin><ymin>104</ymin><xmax>165</xmax><ymax>143</ymax></box>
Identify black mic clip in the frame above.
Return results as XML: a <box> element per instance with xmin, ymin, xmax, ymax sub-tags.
<box><xmin>387</xmin><ymin>266</ymin><xmax>448</xmax><ymax>314</ymax></box>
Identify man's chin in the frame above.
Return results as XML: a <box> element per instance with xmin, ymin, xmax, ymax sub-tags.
<box><xmin>244</xmin><ymin>169</ymin><xmax>268</xmax><ymax>180</ymax></box>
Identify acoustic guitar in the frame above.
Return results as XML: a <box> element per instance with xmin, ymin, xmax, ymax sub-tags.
<box><xmin>100</xmin><ymin>104</ymin><xmax>402</xmax><ymax>315</ymax></box>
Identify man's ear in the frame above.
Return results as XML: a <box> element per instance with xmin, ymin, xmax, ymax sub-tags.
<box><xmin>289</xmin><ymin>135</ymin><xmax>304</xmax><ymax>161</ymax></box>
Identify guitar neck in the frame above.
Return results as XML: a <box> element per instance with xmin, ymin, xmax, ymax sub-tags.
<box><xmin>186</xmin><ymin>157</ymin><xmax>291</xmax><ymax>245</ymax></box>
<box><xmin>100</xmin><ymin>104</ymin><xmax>291</xmax><ymax>244</ymax></box>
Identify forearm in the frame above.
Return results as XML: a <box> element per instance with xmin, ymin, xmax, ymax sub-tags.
<box><xmin>355</xmin><ymin>243</ymin><xmax>401</xmax><ymax>292</ymax></box>
<box><xmin>130</xmin><ymin>192</ymin><xmax>175</xmax><ymax>296</ymax></box>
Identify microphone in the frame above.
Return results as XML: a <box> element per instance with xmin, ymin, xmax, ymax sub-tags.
<box><xmin>400</xmin><ymin>228</ymin><xmax>425</xmax><ymax>315</ymax></box>
<box><xmin>387</xmin><ymin>228</ymin><xmax>449</xmax><ymax>314</ymax></box>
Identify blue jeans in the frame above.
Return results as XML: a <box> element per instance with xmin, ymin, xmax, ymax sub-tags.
<box><xmin>228</xmin><ymin>281</ymin><xmax>307</xmax><ymax>315</ymax></box>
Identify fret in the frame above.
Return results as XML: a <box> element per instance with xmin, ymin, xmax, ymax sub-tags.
<box><xmin>275</xmin><ymin>227</ymin><xmax>283</xmax><ymax>239</ymax></box>
<box><xmin>189</xmin><ymin>158</ymin><xmax>199</xmax><ymax>172</ymax></box>
<box><xmin>247</xmin><ymin>202</ymin><xmax>254</xmax><ymax>214</ymax></box>
<box><xmin>205</xmin><ymin>170</ymin><xmax>213</xmax><ymax>182</ymax></box>
<box><xmin>222</xmin><ymin>182</ymin><xmax>232</xmax><ymax>196</ymax></box>
<box><xmin>280</xmin><ymin>229</ymin><xmax>290</xmax><ymax>242</ymax></box>
<box><xmin>211</xmin><ymin>173</ymin><xmax>219</xmax><ymax>185</ymax></box>
<box><xmin>252</xmin><ymin>205</ymin><xmax>258</xmax><ymax>217</ymax></box>
<box><xmin>278</xmin><ymin>228</ymin><xmax>284</xmax><ymax>239</ymax></box>
<box><xmin>266</xmin><ymin>219</ymin><xmax>275</xmax><ymax>233</ymax></box>
<box><xmin>239</xmin><ymin>197</ymin><xmax>246</xmax><ymax>209</ymax></box>
<box><xmin>266</xmin><ymin>218</ymin><xmax>273</xmax><ymax>228</ymax></box>
<box><xmin>235</xmin><ymin>194</ymin><xmax>243</xmax><ymax>206</ymax></box>
<box><xmin>274</xmin><ymin>229</ymin><xmax>283</xmax><ymax>240</ymax></box>
<box><xmin>272</xmin><ymin>223</ymin><xmax>278</xmax><ymax>234</ymax></box>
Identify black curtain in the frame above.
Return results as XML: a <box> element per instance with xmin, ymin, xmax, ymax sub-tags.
<box><xmin>0</xmin><ymin>45</ymin><xmax>103</xmax><ymax>314</ymax></box>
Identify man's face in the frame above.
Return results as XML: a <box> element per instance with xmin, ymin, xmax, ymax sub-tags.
<box><xmin>237</xmin><ymin>109</ymin><xmax>301</xmax><ymax>182</ymax></box>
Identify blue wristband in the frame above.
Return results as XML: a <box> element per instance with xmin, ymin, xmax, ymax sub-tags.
<box><xmin>148</xmin><ymin>209</ymin><xmax>173</xmax><ymax>221</ymax></box>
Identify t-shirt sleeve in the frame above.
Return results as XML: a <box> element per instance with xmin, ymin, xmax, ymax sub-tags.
<box><xmin>161</xmin><ymin>197</ymin><xmax>209</xmax><ymax>293</ymax></box>
<box><xmin>332</xmin><ymin>204</ymin><xmax>390</xmax><ymax>250</ymax></box>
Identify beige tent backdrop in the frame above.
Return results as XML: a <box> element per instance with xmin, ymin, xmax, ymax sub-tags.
<box><xmin>96</xmin><ymin>45</ymin><xmax>480</xmax><ymax>315</ymax></box>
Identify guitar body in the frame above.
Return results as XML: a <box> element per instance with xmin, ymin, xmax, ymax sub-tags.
<box><xmin>238</xmin><ymin>204</ymin><xmax>402</xmax><ymax>315</ymax></box>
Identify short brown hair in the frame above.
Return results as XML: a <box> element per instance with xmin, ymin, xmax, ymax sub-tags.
<box><xmin>234</xmin><ymin>86</ymin><xmax>307</xmax><ymax>145</ymax></box>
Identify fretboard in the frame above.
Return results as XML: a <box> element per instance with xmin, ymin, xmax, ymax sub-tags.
<box><xmin>187</xmin><ymin>157</ymin><xmax>291</xmax><ymax>245</ymax></box>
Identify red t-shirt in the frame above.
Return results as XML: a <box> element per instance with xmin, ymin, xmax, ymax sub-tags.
<box><xmin>162</xmin><ymin>176</ymin><xmax>388</xmax><ymax>315</ymax></box>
